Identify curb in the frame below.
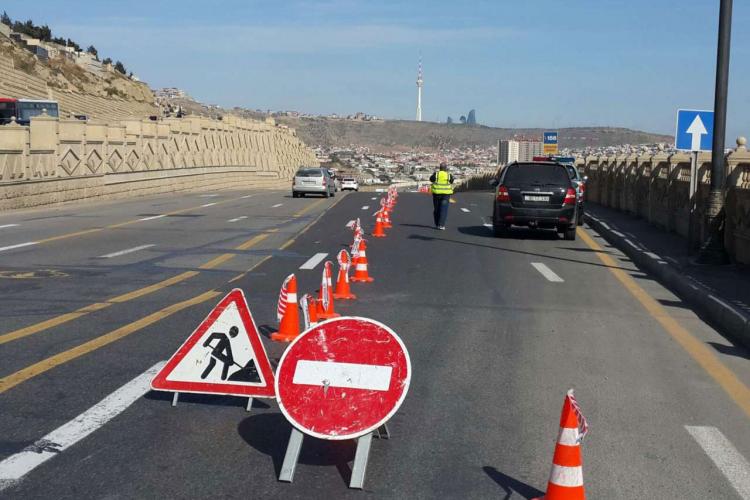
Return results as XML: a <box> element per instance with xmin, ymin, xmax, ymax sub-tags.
<box><xmin>584</xmin><ymin>213</ymin><xmax>750</xmax><ymax>349</ymax></box>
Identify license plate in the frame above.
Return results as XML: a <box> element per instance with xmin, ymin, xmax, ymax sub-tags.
<box><xmin>524</xmin><ymin>195</ymin><xmax>549</xmax><ymax>202</ymax></box>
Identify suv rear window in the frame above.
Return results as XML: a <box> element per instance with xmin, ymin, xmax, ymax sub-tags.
<box><xmin>296</xmin><ymin>168</ymin><xmax>323</xmax><ymax>177</ymax></box>
<box><xmin>342</xmin><ymin>177</ymin><xmax>355</xmax><ymax>182</ymax></box>
<box><xmin>504</xmin><ymin>164</ymin><xmax>570</xmax><ymax>185</ymax></box>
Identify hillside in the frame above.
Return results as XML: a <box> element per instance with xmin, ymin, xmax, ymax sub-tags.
<box><xmin>270</xmin><ymin>117</ymin><xmax>672</xmax><ymax>150</ymax></box>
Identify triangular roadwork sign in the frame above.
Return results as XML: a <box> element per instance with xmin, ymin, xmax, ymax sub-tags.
<box><xmin>151</xmin><ymin>288</ymin><xmax>276</xmax><ymax>398</ymax></box>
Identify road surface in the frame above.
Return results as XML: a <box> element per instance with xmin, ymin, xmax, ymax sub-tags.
<box><xmin>1</xmin><ymin>190</ymin><xmax>748</xmax><ymax>499</ymax></box>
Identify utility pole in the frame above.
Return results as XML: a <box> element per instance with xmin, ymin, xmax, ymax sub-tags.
<box><xmin>698</xmin><ymin>0</ymin><xmax>732</xmax><ymax>264</ymax></box>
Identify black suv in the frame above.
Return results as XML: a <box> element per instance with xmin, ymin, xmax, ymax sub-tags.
<box><xmin>491</xmin><ymin>162</ymin><xmax>579</xmax><ymax>240</ymax></box>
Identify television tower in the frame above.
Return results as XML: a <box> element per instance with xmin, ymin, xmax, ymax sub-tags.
<box><xmin>416</xmin><ymin>58</ymin><xmax>423</xmax><ymax>122</ymax></box>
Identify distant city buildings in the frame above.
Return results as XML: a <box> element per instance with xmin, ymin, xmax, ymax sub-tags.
<box><xmin>498</xmin><ymin>139</ymin><xmax>543</xmax><ymax>164</ymax></box>
<box><xmin>154</xmin><ymin>87</ymin><xmax>191</xmax><ymax>100</ymax></box>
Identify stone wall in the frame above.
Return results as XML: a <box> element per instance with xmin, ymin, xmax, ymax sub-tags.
<box><xmin>0</xmin><ymin>114</ymin><xmax>318</xmax><ymax>210</ymax></box>
<box><xmin>576</xmin><ymin>138</ymin><xmax>750</xmax><ymax>264</ymax></box>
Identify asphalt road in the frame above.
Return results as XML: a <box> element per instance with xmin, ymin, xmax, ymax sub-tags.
<box><xmin>1</xmin><ymin>190</ymin><xmax>749</xmax><ymax>499</ymax></box>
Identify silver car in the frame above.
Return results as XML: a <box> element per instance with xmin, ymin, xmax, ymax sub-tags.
<box><xmin>292</xmin><ymin>167</ymin><xmax>336</xmax><ymax>198</ymax></box>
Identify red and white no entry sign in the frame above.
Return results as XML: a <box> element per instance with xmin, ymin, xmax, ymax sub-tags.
<box><xmin>275</xmin><ymin>317</ymin><xmax>411</xmax><ymax>440</ymax></box>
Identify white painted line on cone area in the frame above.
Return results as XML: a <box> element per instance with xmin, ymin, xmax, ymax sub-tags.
<box><xmin>685</xmin><ymin>426</ymin><xmax>750</xmax><ymax>499</ymax></box>
<box><xmin>0</xmin><ymin>224</ymin><xmax>19</xmax><ymax>229</ymax></box>
<box><xmin>99</xmin><ymin>244</ymin><xmax>155</xmax><ymax>259</ymax></box>
<box><xmin>272</xmin><ymin>203</ymin><xmax>283</xmax><ymax>208</ymax></box>
<box><xmin>0</xmin><ymin>362</ymin><xmax>165</xmax><ymax>491</ymax></box>
<box><xmin>300</xmin><ymin>252</ymin><xmax>328</xmax><ymax>270</ymax></box>
<box><xmin>531</xmin><ymin>262</ymin><xmax>564</xmax><ymax>283</ymax></box>
<box><xmin>138</xmin><ymin>215</ymin><xmax>166</xmax><ymax>222</ymax></box>
<box><xmin>228</xmin><ymin>216</ymin><xmax>248</xmax><ymax>223</ymax></box>
<box><xmin>0</xmin><ymin>241</ymin><xmax>38</xmax><ymax>253</ymax></box>
<box><xmin>461</xmin><ymin>208</ymin><xmax>471</xmax><ymax>213</ymax></box>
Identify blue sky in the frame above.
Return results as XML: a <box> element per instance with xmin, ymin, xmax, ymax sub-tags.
<box><xmin>4</xmin><ymin>1</ymin><xmax>750</xmax><ymax>139</ymax></box>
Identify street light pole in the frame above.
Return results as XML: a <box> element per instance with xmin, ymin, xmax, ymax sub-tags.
<box><xmin>698</xmin><ymin>0</ymin><xmax>732</xmax><ymax>264</ymax></box>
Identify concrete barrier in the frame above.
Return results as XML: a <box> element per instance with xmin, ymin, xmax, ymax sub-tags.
<box><xmin>0</xmin><ymin>114</ymin><xmax>317</xmax><ymax>210</ymax></box>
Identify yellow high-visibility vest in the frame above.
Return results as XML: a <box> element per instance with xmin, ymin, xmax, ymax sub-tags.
<box><xmin>431</xmin><ymin>170</ymin><xmax>453</xmax><ymax>195</ymax></box>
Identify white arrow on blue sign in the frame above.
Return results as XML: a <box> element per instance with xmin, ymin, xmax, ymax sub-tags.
<box><xmin>675</xmin><ymin>109</ymin><xmax>714</xmax><ymax>152</ymax></box>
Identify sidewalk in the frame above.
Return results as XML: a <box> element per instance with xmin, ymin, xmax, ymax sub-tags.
<box><xmin>585</xmin><ymin>204</ymin><xmax>750</xmax><ymax>348</ymax></box>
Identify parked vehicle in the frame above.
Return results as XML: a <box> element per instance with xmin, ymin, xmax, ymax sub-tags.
<box><xmin>491</xmin><ymin>161</ymin><xmax>579</xmax><ymax>240</ymax></box>
<box><xmin>341</xmin><ymin>177</ymin><xmax>359</xmax><ymax>191</ymax></box>
<box><xmin>292</xmin><ymin>167</ymin><xmax>336</xmax><ymax>198</ymax></box>
<box><xmin>0</xmin><ymin>99</ymin><xmax>60</xmax><ymax>125</ymax></box>
<box><xmin>563</xmin><ymin>164</ymin><xmax>587</xmax><ymax>225</ymax></box>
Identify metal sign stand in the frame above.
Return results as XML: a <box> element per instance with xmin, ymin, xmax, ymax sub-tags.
<box><xmin>278</xmin><ymin>424</ymin><xmax>391</xmax><ymax>489</ymax></box>
<box><xmin>170</xmin><ymin>392</ymin><xmax>254</xmax><ymax>412</ymax></box>
<box><xmin>246</xmin><ymin>397</ymin><xmax>253</xmax><ymax>412</ymax></box>
<box><xmin>172</xmin><ymin>392</ymin><xmax>179</xmax><ymax>407</ymax></box>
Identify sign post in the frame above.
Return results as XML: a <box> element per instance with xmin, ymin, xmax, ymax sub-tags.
<box><xmin>543</xmin><ymin>131</ymin><xmax>559</xmax><ymax>155</ymax></box>
<box><xmin>275</xmin><ymin>317</ymin><xmax>411</xmax><ymax>489</ymax></box>
<box><xmin>675</xmin><ymin>109</ymin><xmax>714</xmax><ymax>250</ymax></box>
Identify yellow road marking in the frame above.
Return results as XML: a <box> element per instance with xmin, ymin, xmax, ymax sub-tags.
<box><xmin>0</xmin><ymin>291</ymin><xmax>221</xmax><ymax>394</ymax></box>
<box><xmin>579</xmin><ymin>227</ymin><xmax>750</xmax><ymax>419</ymax></box>
<box><xmin>0</xmin><ymin>271</ymin><xmax>199</xmax><ymax>346</ymax></box>
<box><xmin>294</xmin><ymin>198</ymin><xmax>328</xmax><ymax>217</ymax></box>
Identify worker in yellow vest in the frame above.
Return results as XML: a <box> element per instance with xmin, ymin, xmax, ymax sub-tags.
<box><xmin>430</xmin><ymin>163</ymin><xmax>455</xmax><ymax>230</ymax></box>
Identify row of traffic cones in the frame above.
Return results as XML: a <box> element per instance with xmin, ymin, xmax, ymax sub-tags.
<box><xmin>270</xmin><ymin>189</ymin><xmax>393</xmax><ymax>341</ymax></box>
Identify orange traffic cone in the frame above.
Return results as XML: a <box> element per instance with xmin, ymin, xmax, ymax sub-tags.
<box><xmin>300</xmin><ymin>293</ymin><xmax>319</xmax><ymax>329</ymax></box>
<box><xmin>316</xmin><ymin>261</ymin><xmax>340</xmax><ymax>319</ymax></box>
<box><xmin>533</xmin><ymin>390</ymin><xmax>588</xmax><ymax>500</ymax></box>
<box><xmin>372</xmin><ymin>211</ymin><xmax>387</xmax><ymax>238</ymax></box>
<box><xmin>333</xmin><ymin>250</ymin><xmax>356</xmax><ymax>300</ymax></box>
<box><xmin>271</xmin><ymin>274</ymin><xmax>299</xmax><ymax>342</ymax></box>
<box><xmin>382</xmin><ymin>207</ymin><xmax>393</xmax><ymax>228</ymax></box>
<box><xmin>351</xmin><ymin>239</ymin><xmax>374</xmax><ymax>283</ymax></box>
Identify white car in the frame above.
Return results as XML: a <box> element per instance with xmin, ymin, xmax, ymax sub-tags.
<box><xmin>341</xmin><ymin>177</ymin><xmax>359</xmax><ymax>191</ymax></box>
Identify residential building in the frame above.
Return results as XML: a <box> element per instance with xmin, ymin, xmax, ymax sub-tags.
<box><xmin>498</xmin><ymin>139</ymin><xmax>520</xmax><ymax>165</ymax></box>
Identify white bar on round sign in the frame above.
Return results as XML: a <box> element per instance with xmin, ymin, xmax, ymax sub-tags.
<box><xmin>293</xmin><ymin>360</ymin><xmax>392</xmax><ymax>391</ymax></box>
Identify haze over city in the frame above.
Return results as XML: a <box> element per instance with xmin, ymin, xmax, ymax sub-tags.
<box><xmin>3</xmin><ymin>0</ymin><xmax>749</xmax><ymax>139</ymax></box>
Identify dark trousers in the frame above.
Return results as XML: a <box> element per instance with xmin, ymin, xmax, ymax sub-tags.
<box><xmin>432</xmin><ymin>194</ymin><xmax>450</xmax><ymax>227</ymax></box>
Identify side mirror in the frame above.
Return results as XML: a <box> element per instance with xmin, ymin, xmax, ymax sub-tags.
<box><xmin>488</xmin><ymin>179</ymin><xmax>499</xmax><ymax>187</ymax></box>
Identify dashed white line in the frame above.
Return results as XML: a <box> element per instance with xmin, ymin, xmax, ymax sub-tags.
<box><xmin>241</xmin><ymin>194</ymin><xmax>254</xmax><ymax>199</ymax></box>
<box><xmin>612</xmin><ymin>230</ymin><xmax>625</xmax><ymax>237</ymax></box>
<box><xmin>460</xmin><ymin>208</ymin><xmax>471</xmax><ymax>213</ymax></box>
<box><xmin>138</xmin><ymin>215</ymin><xmax>166</xmax><ymax>222</ymax></box>
<box><xmin>228</xmin><ymin>216</ymin><xmax>248</xmax><ymax>223</ymax></box>
<box><xmin>199</xmin><ymin>194</ymin><xmax>219</xmax><ymax>198</ymax></box>
<box><xmin>0</xmin><ymin>224</ymin><xmax>19</xmax><ymax>229</ymax></box>
<box><xmin>299</xmin><ymin>252</ymin><xmax>328</xmax><ymax>270</ymax></box>
<box><xmin>623</xmin><ymin>238</ymin><xmax>640</xmax><ymax>249</ymax></box>
<box><xmin>531</xmin><ymin>263</ymin><xmax>564</xmax><ymax>283</ymax></box>
<box><xmin>0</xmin><ymin>362</ymin><xmax>165</xmax><ymax>491</ymax></box>
<box><xmin>707</xmin><ymin>295</ymin><xmax>748</xmax><ymax>323</ymax></box>
<box><xmin>361</xmin><ymin>205</ymin><xmax>370</xmax><ymax>210</ymax></box>
<box><xmin>200</xmin><ymin>202</ymin><xmax>217</xmax><ymax>208</ymax></box>
<box><xmin>371</xmin><ymin>197</ymin><xmax>377</xmax><ymax>200</ymax></box>
<box><xmin>685</xmin><ymin>426</ymin><xmax>750</xmax><ymax>499</ymax></box>
<box><xmin>272</xmin><ymin>203</ymin><xmax>283</xmax><ymax>208</ymax></box>
<box><xmin>0</xmin><ymin>241</ymin><xmax>38</xmax><ymax>253</ymax></box>
<box><xmin>98</xmin><ymin>244</ymin><xmax>155</xmax><ymax>259</ymax></box>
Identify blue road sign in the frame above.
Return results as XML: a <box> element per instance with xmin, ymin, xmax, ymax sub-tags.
<box><xmin>543</xmin><ymin>131</ymin><xmax>558</xmax><ymax>145</ymax></box>
<box><xmin>675</xmin><ymin>109</ymin><xmax>713</xmax><ymax>152</ymax></box>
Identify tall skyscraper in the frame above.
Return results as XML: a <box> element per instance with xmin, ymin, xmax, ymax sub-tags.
<box><xmin>416</xmin><ymin>58</ymin><xmax>423</xmax><ymax>122</ymax></box>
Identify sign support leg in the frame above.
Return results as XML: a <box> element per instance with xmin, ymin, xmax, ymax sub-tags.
<box><xmin>279</xmin><ymin>428</ymin><xmax>304</xmax><ymax>483</ymax></box>
<box><xmin>375</xmin><ymin>423</ymin><xmax>390</xmax><ymax>440</ymax></box>
<box><xmin>688</xmin><ymin>150</ymin><xmax>699</xmax><ymax>251</ymax></box>
<box><xmin>349</xmin><ymin>432</ymin><xmax>374</xmax><ymax>489</ymax></box>
<box><xmin>171</xmin><ymin>392</ymin><xmax>179</xmax><ymax>407</ymax></box>
<box><xmin>246</xmin><ymin>397</ymin><xmax>253</xmax><ymax>412</ymax></box>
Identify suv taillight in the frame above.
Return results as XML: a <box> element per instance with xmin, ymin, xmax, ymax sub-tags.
<box><xmin>564</xmin><ymin>187</ymin><xmax>576</xmax><ymax>205</ymax></box>
<box><xmin>496</xmin><ymin>185</ymin><xmax>510</xmax><ymax>203</ymax></box>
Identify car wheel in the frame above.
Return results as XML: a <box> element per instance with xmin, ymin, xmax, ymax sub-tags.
<box><xmin>577</xmin><ymin>211</ymin><xmax>584</xmax><ymax>226</ymax></box>
<box><xmin>324</xmin><ymin>190</ymin><xmax>330</xmax><ymax>198</ymax></box>
<box><xmin>292</xmin><ymin>192</ymin><xmax>298</xmax><ymax>198</ymax></box>
<box><xmin>564</xmin><ymin>227</ymin><xmax>577</xmax><ymax>241</ymax></box>
<box><xmin>492</xmin><ymin>223</ymin><xmax>508</xmax><ymax>238</ymax></box>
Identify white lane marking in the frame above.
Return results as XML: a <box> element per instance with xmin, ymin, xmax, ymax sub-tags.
<box><xmin>200</xmin><ymin>202</ymin><xmax>217</xmax><ymax>208</ymax></box>
<box><xmin>531</xmin><ymin>262</ymin><xmax>564</xmax><ymax>283</ymax></box>
<box><xmin>0</xmin><ymin>224</ymin><xmax>19</xmax><ymax>229</ymax></box>
<box><xmin>612</xmin><ymin>230</ymin><xmax>625</xmax><ymax>237</ymax></box>
<box><xmin>0</xmin><ymin>362</ymin><xmax>165</xmax><ymax>491</ymax></box>
<box><xmin>299</xmin><ymin>252</ymin><xmax>328</xmax><ymax>270</ymax></box>
<box><xmin>0</xmin><ymin>241</ymin><xmax>38</xmax><ymax>253</ymax></box>
<box><xmin>599</xmin><ymin>221</ymin><xmax>611</xmax><ymax>230</ymax></box>
<box><xmin>371</xmin><ymin>197</ymin><xmax>377</xmax><ymax>200</ymax></box>
<box><xmin>138</xmin><ymin>214</ymin><xmax>166</xmax><ymax>222</ymax></box>
<box><xmin>624</xmin><ymin>238</ymin><xmax>640</xmax><ymax>249</ymax></box>
<box><xmin>199</xmin><ymin>194</ymin><xmax>218</xmax><ymax>198</ymax></box>
<box><xmin>708</xmin><ymin>295</ymin><xmax>748</xmax><ymax>323</ymax></box>
<box><xmin>293</xmin><ymin>360</ymin><xmax>392</xmax><ymax>391</ymax></box>
<box><xmin>645</xmin><ymin>251</ymin><xmax>661</xmax><ymax>260</ymax></box>
<box><xmin>228</xmin><ymin>216</ymin><xmax>248</xmax><ymax>223</ymax></box>
<box><xmin>98</xmin><ymin>244</ymin><xmax>155</xmax><ymax>259</ymax></box>
<box><xmin>361</xmin><ymin>205</ymin><xmax>370</xmax><ymax>210</ymax></box>
<box><xmin>685</xmin><ymin>426</ymin><xmax>750</xmax><ymax>499</ymax></box>
<box><xmin>272</xmin><ymin>203</ymin><xmax>283</xmax><ymax>208</ymax></box>
<box><xmin>241</xmin><ymin>194</ymin><xmax>254</xmax><ymax>199</ymax></box>
<box><xmin>460</xmin><ymin>208</ymin><xmax>471</xmax><ymax>213</ymax></box>
<box><xmin>483</xmin><ymin>223</ymin><xmax>493</xmax><ymax>228</ymax></box>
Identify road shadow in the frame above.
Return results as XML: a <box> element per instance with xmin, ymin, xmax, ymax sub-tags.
<box><xmin>708</xmin><ymin>341</ymin><xmax>750</xmax><ymax>360</ymax></box>
<box><xmin>482</xmin><ymin>466</ymin><xmax>544</xmax><ymax>499</ymax></box>
<box><xmin>144</xmin><ymin>390</ymin><xmax>271</xmax><ymax>409</ymax></box>
<box><xmin>400</xmin><ymin>223</ymin><xmax>437</xmax><ymax>230</ymax></box>
<box><xmin>458</xmin><ymin>225</ymin><xmax>561</xmax><ymax>241</ymax></box>
<box><xmin>238</xmin><ymin>413</ymin><xmax>357</xmax><ymax>485</ymax></box>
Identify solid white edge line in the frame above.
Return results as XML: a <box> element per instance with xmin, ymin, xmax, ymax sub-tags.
<box><xmin>685</xmin><ymin>426</ymin><xmax>750</xmax><ymax>499</ymax></box>
<box><xmin>98</xmin><ymin>244</ymin><xmax>155</xmax><ymax>259</ymax></box>
<box><xmin>299</xmin><ymin>252</ymin><xmax>328</xmax><ymax>270</ymax></box>
<box><xmin>0</xmin><ymin>362</ymin><xmax>165</xmax><ymax>491</ymax></box>
<box><xmin>292</xmin><ymin>360</ymin><xmax>392</xmax><ymax>391</ymax></box>
<box><xmin>271</xmin><ymin>203</ymin><xmax>283</xmax><ymax>208</ymax></box>
<box><xmin>531</xmin><ymin>262</ymin><xmax>564</xmax><ymax>283</ymax></box>
<box><xmin>138</xmin><ymin>215</ymin><xmax>166</xmax><ymax>222</ymax></box>
<box><xmin>0</xmin><ymin>241</ymin><xmax>38</xmax><ymax>253</ymax></box>
<box><xmin>0</xmin><ymin>224</ymin><xmax>19</xmax><ymax>229</ymax></box>
<box><xmin>200</xmin><ymin>202</ymin><xmax>217</xmax><ymax>208</ymax></box>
